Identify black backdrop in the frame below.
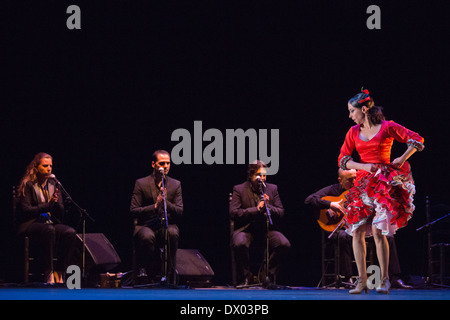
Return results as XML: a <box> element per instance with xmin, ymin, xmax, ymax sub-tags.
<box><xmin>1</xmin><ymin>1</ymin><xmax>449</xmax><ymax>286</ymax></box>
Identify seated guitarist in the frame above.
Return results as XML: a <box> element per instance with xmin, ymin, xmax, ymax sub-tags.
<box><xmin>305</xmin><ymin>169</ymin><xmax>356</xmax><ymax>284</ymax></box>
<box><xmin>305</xmin><ymin>169</ymin><xmax>411</xmax><ymax>289</ymax></box>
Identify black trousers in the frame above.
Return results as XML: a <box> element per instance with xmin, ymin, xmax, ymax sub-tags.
<box><xmin>133</xmin><ymin>224</ymin><xmax>179</xmax><ymax>281</ymax></box>
<box><xmin>232</xmin><ymin>229</ymin><xmax>291</xmax><ymax>284</ymax></box>
<box><xmin>21</xmin><ymin>222</ymin><xmax>77</xmax><ymax>279</ymax></box>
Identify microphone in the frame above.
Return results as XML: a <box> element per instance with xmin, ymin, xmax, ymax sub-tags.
<box><xmin>256</xmin><ymin>175</ymin><xmax>266</xmax><ymax>188</ymax></box>
<box><xmin>48</xmin><ymin>174</ymin><xmax>63</xmax><ymax>200</ymax></box>
<box><xmin>158</xmin><ymin>168</ymin><xmax>167</xmax><ymax>185</ymax></box>
<box><xmin>48</xmin><ymin>174</ymin><xmax>61</xmax><ymax>185</ymax></box>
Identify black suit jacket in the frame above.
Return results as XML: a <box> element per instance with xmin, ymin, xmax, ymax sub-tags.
<box><xmin>17</xmin><ymin>180</ymin><xmax>65</xmax><ymax>234</ymax></box>
<box><xmin>229</xmin><ymin>181</ymin><xmax>285</xmax><ymax>233</ymax></box>
<box><xmin>130</xmin><ymin>173</ymin><xmax>183</xmax><ymax>228</ymax></box>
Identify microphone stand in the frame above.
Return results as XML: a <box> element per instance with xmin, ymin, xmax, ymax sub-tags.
<box><xmin>416</xmin><ymin>196</ymin><xmax>450</xmax><ymax>288</ymax></box>
<box><xmin>160</xmin><ymin>172</ymin><xmax>169</xmax><ymax>284</ymax></box>
<box><xmin>53</xmin><ymin>177</ymin><xmax>95</xmax><ymax>287</ymax></box>
<box><xmin>259</xmin><ymin>181</ymin><xmax>273</xmax><ymax>288</ymax></box>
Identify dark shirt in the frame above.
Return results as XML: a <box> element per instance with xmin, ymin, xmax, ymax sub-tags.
<box><xmin>229</xmin><ymin>181</ymin><xmax>285</xmax><ymax>232</ymax></box>
<box><xmin>17</xmin><ymin>180</ymin><xmax>65</xmax><ymax>234</ymax></box>
<box><xmin>304</xmin><ymin>183</ymin><xmax>345</xmax><ymax>219</ymax></box>
<box><xmin>130</xmin><ymin>174</ymin><xmax>183</xmax><ymax>228</ymax></box>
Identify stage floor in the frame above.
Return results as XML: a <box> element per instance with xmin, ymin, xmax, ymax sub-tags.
<box><xmin>1</xmin><ymin>286</ymin><xmax>449</xmax><ymax>300</ymax></box>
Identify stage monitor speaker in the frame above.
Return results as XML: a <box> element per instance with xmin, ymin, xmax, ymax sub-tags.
<box><xmin>175</xmin><ymin>249</ymin><xmax>214</xmax><ymax>287</ymax></box>
<box><xmin>75</xmin><ymin>233</ymin><xmax>121</xmax><ymax>272</ymax></box>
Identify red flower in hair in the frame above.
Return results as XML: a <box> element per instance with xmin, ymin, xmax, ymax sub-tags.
<box><xmin>358</xmin><ymin>96</ymin><xmax>371</xmax><ymax>104</ymax></box>
<box><xmin>358</xmin><ymin>88</ymin><xmax>371</xmax><ymax>104</ymax></box>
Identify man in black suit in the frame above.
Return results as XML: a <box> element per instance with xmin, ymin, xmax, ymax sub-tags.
<box><xmin>130</xmin><ymin>150</ymin><xmax>183</xmax><ymax>283</ymax></box>
<box><xmin>229</xmin><ymin>161</ymin><xmax>291</xmax><ymax>286</ymax></box>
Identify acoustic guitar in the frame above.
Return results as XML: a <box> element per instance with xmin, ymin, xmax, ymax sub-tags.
<box><xmin>317</xmin><ymin>191</ymin><xmax>348</xmax><ymax>232</ymax></box>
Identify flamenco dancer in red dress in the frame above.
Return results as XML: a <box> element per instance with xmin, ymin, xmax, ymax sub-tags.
<box><xmin>338</xmin><ymin>89</ymin><xmax>424</xmax><ymax>294</ymax></box>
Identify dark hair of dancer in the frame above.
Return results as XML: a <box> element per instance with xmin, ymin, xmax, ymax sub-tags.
<box><xmin>348</xmin><ymin>88</ymin><xmax>385</xmax><ymax>125</ymax></box>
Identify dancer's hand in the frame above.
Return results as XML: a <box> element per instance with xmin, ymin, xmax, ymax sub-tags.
<box><xmin>391</xmin><ymin>157</ymin><xmax>405</xmax><ymax>168</ymax></box>
<box><xmin>363</xmin><ymin>163</ymin><xmax>377</xmax><ymax>173</ymax></box>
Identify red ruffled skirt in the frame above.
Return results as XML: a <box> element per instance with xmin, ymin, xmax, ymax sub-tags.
<box><xmin>344</xmin><ymin>162</ymin><xmax>416</xmax><ymax>236</ymax></box>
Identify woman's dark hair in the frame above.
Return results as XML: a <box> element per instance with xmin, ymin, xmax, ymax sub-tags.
<box><xmin>18</xmin><ymin>152</ymin><xmax>53</xmax><ymax>196</ymax></box>
<box><xmin>348</xmin><ymin>89</ymin><xmax>385</xmax><ymax>125</ymax></box>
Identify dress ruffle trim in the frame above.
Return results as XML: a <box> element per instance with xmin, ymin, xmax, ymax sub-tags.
<box><xmin>407</xmin><ymin>139</ymin><xmax>424</xmax><ymax>152</ymax></box>
<box><xmin>344</xmin><ymin>162</ymin><xmax>415</xmax><ymax>237</ymax></box>
<box><xmin>339</xmin><ymin>155</ymin><xmax>352</xmax><ymax>170</ymax></box>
